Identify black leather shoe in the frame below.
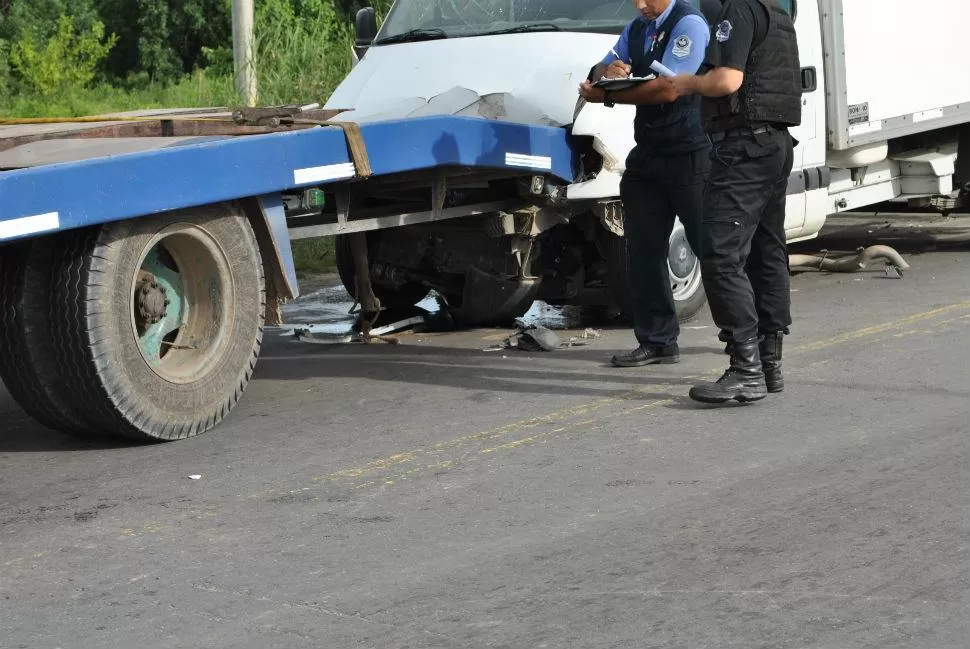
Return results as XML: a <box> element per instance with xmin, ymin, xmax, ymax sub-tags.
<box><xmin>759</xmin><ymin>332</ymin><xmax>784</xmax><ymax>393</ymax></box>
<box><xmin>689</xmin><ymin>338</ymin><xmax>767</xmax><ymax>404</ymax></box>
<box><xmin>611</xmin><ymin>346</ymin><xmax>679</xmax><ymax>367</ymax></box>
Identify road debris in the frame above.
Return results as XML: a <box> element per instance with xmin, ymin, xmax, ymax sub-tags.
<box><xmin>484</xmin><ymin>324</ymin><xmax>600</xmax><ymax>353</ymax></box>
<box><xmin>292</xmin><ymin>306</ymin><xmax>454</xmax><ymax>345</ymax></box>
<box><xmin>789</xmin><ymin>245</ymin><xmax>910</xmax><ymax>277</ymax></box>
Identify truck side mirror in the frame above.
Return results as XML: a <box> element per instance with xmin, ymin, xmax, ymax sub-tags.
<box><xmin>355</xmin><ymin>7</ymin><xmax>378</xmax><ymax>48</ymax></box>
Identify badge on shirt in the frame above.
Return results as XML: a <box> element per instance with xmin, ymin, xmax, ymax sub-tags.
<box><xmin>671</xmin><ymin>35</ymin><xmax>692</xmax><ymax>58</ymax></box>
<box><xmin>716</xmin><ymin>20</ymin><xmax>732</xmax><ymax>43</ymax></box>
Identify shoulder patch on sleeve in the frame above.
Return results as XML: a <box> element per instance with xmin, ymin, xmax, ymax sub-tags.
<box><xmin>716</xmin><ymin>20</ymin><xmax>732</xmax><ymax>43</ymax></box>
<box><xmin>671</xmin><ymin>35</ymin><xmax>692</xmax><ymax>58</ymax></box>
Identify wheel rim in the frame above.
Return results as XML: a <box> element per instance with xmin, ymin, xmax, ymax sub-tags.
<box><xmin>668</xmin><ymin>218</ymin><xmax>702</xmax><ymax>301</ymax></box>
<box><xmin>130</xmin><ymin>224</ymin><xmax>234</xmax><ymax>384</ymax></box>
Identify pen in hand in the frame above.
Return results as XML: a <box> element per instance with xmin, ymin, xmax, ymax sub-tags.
<box><xmin>610</xmin><ymin>49</ymin><xmax>631</xmax><ymax>78</ymax></box>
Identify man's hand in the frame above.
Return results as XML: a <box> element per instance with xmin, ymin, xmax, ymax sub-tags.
<box><xmin>670</xmin><ymin>74</ymin><xmax>697</xmax><ymax>97</ymax></box>
<box><xmin>578</xmin><ymin>80</ymin><xmax>606</xmax><ymax>103</ymax></box>
<box><xmin>604</xmin><ymin>60</ymin><xmax>632</xmax><ymax>79</ymax></box>
<box><xmin>671</xmin><ymin>69</ymin><xmax>744</xmax><ymax>98</ymax></box>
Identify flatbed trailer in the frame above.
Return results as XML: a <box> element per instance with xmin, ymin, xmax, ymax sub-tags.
<box><xmin>0</xmin><ymin>108</ymin><xmax>578</xmax><ymax>441</ymax></box>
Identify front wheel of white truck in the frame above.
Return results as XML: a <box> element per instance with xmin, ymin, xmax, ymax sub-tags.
<box><xmin>606</xmin><ymin>216</ymin><xmax>707</xmax><ymax>323</ymax></box>
<box><xmin>45</xmin><ymin>204</ymin><xmax>265</xmax><ymax>442</ymax></box>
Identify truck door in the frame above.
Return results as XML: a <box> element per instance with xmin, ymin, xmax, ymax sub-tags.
<box><xmin>781</xmin><ymin>0</ymin><xmax>825</xmax><ymax>238</ymax></box>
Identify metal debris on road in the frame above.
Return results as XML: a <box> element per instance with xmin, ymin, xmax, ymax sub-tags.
<box><xmin>789</xmin><ymin>245</ymin><xmax>910</xmax><ymax>277</ymax></box>
<box><xmin>484</xmin><ymin>323</ymin><xmax>600</xmax><ymax>353</ymax></box>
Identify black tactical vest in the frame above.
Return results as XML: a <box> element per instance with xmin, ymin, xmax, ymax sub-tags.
<box><xmin>628</xmin><ymin>1</ymin><xmax>710</xmax><ymax>156</ymax></box>
<box><xmin>701</xmin><ymin>0</ymin><xmax>802</xmax><ymax>132</ymax></box>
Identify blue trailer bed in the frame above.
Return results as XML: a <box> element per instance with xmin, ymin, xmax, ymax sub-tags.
<box><xmin>0</xmin><ymin>114</ymin><xmax>576</xmax><ymax>243</ymax></box>
<box><xmin>0</xmin><ymin>110</ymin><xmax>581</xmax><ymax>443</ymax></box>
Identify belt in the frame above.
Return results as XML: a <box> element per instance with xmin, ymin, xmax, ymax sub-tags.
<box><xmin>710</xmin><ymin>124</ymin><xmax>772</xmax><ymax>143</ymax></box>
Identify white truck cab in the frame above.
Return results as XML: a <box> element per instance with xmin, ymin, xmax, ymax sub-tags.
<box><xmin>324</xmin><ymin>0</ymin><xmax>970</xmax><ymax>324</ymax></box>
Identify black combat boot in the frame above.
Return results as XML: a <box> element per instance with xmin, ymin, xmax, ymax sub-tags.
<box><xmin>689</xmin><ymin>338</ymin><xmax>768</xmax><ymax>404</ymax></box>
<box><xmin>759</xmin><ymin>332</ymin><xmax>784</xmax><ymax>393</ymax></box>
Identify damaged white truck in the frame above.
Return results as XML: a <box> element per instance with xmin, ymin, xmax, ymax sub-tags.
<box><xmin>1</xmin><ymin>0</ymin><xmax>969</xmax><ymax>440</ymax></box>
<box><xmin>323</xmin><ymin>0</ymin><xmax>970</xmax><ymax>324</ymax></box>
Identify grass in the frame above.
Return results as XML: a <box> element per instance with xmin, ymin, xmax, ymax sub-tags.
<box><xmin>292</xmin><ymin>238</ymin><xmax>337</xmax><ymax>276</ymax></box>
<box><xmin>0</xmin><ymin>71</ymin><xmax>237</xmax><ymax>118</ymax></box>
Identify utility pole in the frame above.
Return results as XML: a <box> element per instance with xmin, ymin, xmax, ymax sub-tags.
<box><xmin>231</xmin><ymin>0</ymin><xmax>258</xmax><ymax>107</ymax></box>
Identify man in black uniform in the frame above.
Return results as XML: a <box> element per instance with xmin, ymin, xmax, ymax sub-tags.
<box><xmin>578</xmin><ymin>0</ymin><xmax>711</xmax><ymax>368</ymax></box>
<box><xmin>669</xmin><ymin>0</ymin><xmax>801</xmax><ymax>403</ymax></box>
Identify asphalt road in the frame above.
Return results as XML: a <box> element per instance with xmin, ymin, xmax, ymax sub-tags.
<box><xmin>2</xmin><ymin>247</ymin><xmax>969</xmax><ymax>649</ymax></box>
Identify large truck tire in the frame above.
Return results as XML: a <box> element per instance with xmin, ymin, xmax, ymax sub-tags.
<box><xmin>606</xmin><ymin>217</ymin><xmax>707</xmax><ymax>323</ymax></box>
<box><xmin>47</xmin><ymin>203</ymin><xmax>265</xmax><ymax>442</ymax></box>
<box><xmin>334</xmin><ymin>232</ymin><xmax>430</xmax><ymax>309</ymax></box>
<box><xmin>0</xmin><ymin>240</ymin><xmax>94</xmax><ymax>435</ymax></box>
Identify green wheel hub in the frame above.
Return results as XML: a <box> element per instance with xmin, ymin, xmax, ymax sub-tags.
<box><xmin>136</xmin><ymin>244</ymin><xmax>186</xmax><ymax>367</ymax></box>
<box><xmin>129</xmin><ymin>224</ymin><xmax>234</xmax><ymax>385</ymax></box>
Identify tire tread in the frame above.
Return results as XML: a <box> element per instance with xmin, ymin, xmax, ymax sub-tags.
<box><xmin>45</xmin><ymin>205</ymin><xmax>265</xmax><ymax>442</ymax></box>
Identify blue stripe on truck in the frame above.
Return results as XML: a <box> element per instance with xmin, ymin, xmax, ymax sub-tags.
<box><xmin>0</xmin><ymin>115</ymin><xmax>576</xmax><ymax>242</ymax></box>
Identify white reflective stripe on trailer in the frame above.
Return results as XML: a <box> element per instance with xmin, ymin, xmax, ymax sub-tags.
<box><xmin>504</xmin><ymin>153</ymin><xmax>552</xmax><ymax>171</ymax></box>
<box><xmin>0</xmin><ymin>212</ymin><xmax>60</xmax><ymax>241</ymax></box>
<box><xmin>293</xmin><ymin>163</ymin><xmax>357</xmax><ymax>185</ymax></box>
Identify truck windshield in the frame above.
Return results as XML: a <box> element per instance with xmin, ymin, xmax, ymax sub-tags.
<box><xmin>375</xmin><ymin>0</ymin><xmax>639</xmax><ymax>42</ymax></box>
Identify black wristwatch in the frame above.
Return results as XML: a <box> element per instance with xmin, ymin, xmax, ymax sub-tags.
<box><xmin>604</xmin><ymin>91</ymin><xmax>615</xmax><ymax>108</ymax></box>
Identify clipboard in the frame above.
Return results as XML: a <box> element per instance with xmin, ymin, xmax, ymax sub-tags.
<box><xmin>592</xmin><ymin>74</ymin><xmax>656</xmax><ymax>91</ymax></box>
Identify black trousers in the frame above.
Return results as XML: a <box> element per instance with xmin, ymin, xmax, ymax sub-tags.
<box><xmin>619</xmin><ymin>145</ymin><xmax>711</xmax><ymax>349</ymax></box>
<box><xmin>701</xmin><ymin>126</ymin><xmax>794</xmax><ymax>345</ymax></box>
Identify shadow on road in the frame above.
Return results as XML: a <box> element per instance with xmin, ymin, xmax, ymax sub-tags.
<box><xmin>0</xmin><ymin>336</ymin><xmax>723</xmax><ymax>452</ymax></box>
<box><xmin>0</xmin><ymin>408</ymin><xmax>136</xmax><ymax>452</ymax></box>
<box><xmin>254</xmin><ymin>334</ymin><xmax>723</xmax><ymax>397</ymax></box>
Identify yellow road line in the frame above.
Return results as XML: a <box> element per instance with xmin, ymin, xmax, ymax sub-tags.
<box><xmin>260</xmin><ymin>300</ymin><xmax>970</xmax><ymax>496</ymax></box>
<box><xmin>792</xmin><ymin>301</ymin><xmax>970</xmax><ymax>353</ymax></box>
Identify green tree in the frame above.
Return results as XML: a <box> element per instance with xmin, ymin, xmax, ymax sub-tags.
<box><xmin>93</xmin><ymin>0</ymin><xmax>230</xmax><ymax>84</ymax></box>
<box><xmin>9</xmin><ymin>14</ymin><xmax>117</xmax><ymax>95</ymax></box>
<box><xmin>135</xmin><ymin>0</ymin><xmax>180</xmax><ymax>81</ymax></box>
<box><xmin>0</xmin><ymin>0</ymin><xmax>100</xmax><ymax>41</ymax></box>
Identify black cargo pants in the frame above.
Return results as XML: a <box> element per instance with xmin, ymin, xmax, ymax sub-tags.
<box><xmin>700</xmin><ymin>125</ymin><xmax>794</xmax><ymax>345</ymax></box>
<box><xmin>619</xmin><ymin>145</ymin><xmax>711</xmax><ymax>349</ymax></box>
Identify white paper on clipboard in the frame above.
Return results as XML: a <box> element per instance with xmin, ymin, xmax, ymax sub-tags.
<box><xmin>649</xmin><ymin>61</ymin><xmax>676</xmax><ymax>78</ymax></box>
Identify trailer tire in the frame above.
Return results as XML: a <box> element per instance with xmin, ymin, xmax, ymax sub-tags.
<box><xmin>48</xmin><ymin>204</ymin><xmax>265</xmax><ymax>442</ymax></box>
<box><xmin>606</xmin><ymin>218</ymin><xmax>707</xmax><ymax>323</ymax></box>
<box><xmin>334</xmin><ymin>233</ymin><xmax>430</xmax><ymax>309</ymax></box>
<box><xmin>0</xmin><ymin>240</ymin><xmax>94</xmax><ymax>435</ymax></box>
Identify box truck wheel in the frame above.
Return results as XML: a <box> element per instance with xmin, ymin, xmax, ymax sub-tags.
<box><xmin>606</xmin><ymin>217</ymin><xmax>707</xmax><ymax>323</ymax></box>
<box><xmin>334</xmin><ymin>232</ymin><xmax>430</xmax><ymax>309</ymax></box>
<box><xmin>45</xmin><ymin>203</ymin><xmax>265</xmax><ymax>441</ymax></box>
<box><xmin>0</xmin><ymin>239</ymin><xmax>96</xmax><ymax>435</ymax></box>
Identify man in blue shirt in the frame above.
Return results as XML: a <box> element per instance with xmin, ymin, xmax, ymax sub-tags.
<box><xmin>580</xmin><ymin>0</ymin><xmax>712</xmax><ymax>368</ymax></box>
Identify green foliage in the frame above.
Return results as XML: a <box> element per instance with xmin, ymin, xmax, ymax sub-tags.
<box><xmin>250</xmin><ymin>0</ymin><xmax>355</xmax><ymax>106</ymax></box>
<box><xmin>9</xmin><ymin>15</ymin><xmax>117</xmax><ymax>95</ymax></box>
<box><xmin>0</xmin><ymin>0</ymin><xmax>100</xmax><ymax>41</ymax></box>
<box><xmin>0</xmin><ymin>40</ymin><xmax>10</xmax><ymax>95</ymax></box>
<box><xmin>292</xmin><ymin>239</ymin><xmax>336</xmax><ymax>276</ymax></box>
<box><xmin>134</xmin><ymin>0</ymin><xmax>179</xmax><ymax>81</ymax></box>
<box><xmin>95</xmin><ymin>0</ymin><xmax>232</xmax><ymax>83</ymax></box>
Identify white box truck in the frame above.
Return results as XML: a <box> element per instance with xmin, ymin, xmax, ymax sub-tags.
<box><xmin>323</xmin><ymin>0</ymin><xmax>970</xmax><ymax>323</ymax></box>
